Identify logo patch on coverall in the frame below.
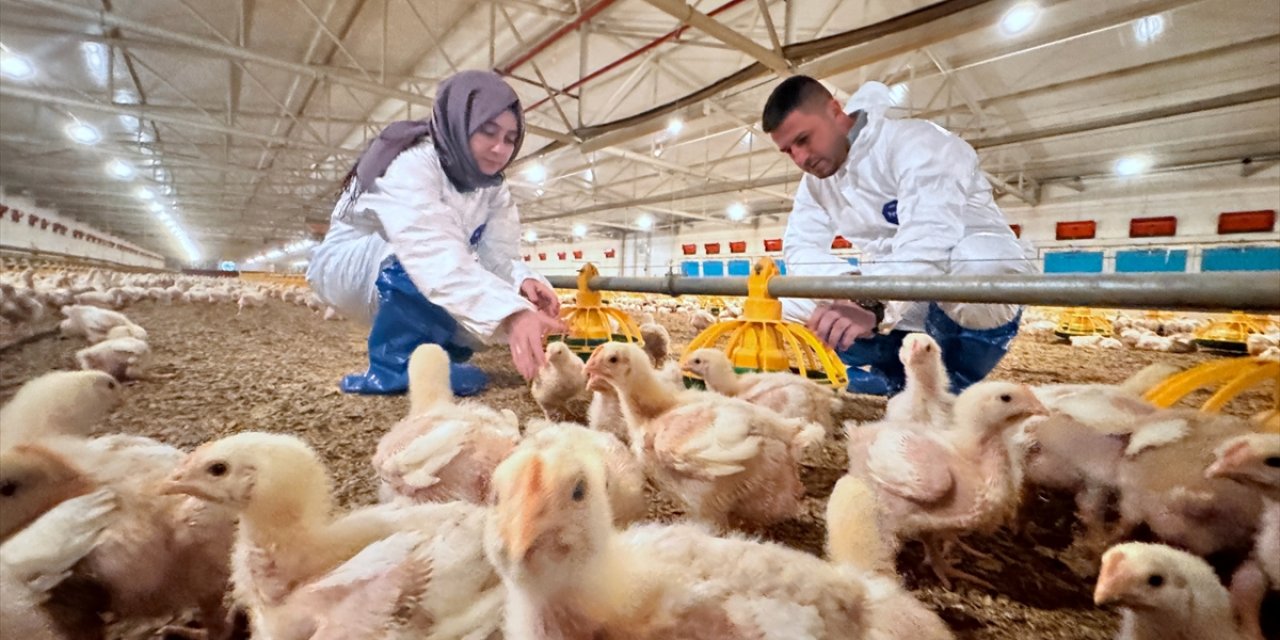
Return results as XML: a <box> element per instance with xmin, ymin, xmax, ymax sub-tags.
<box><xmin>881</xmin><ymin>200</ymin><xmax>899</xmax><ymax>225</ymax></box>
<box><xmin>469</xmin><ymin>224</ymin><xmax>486</xmax><ymax>246</ymax></box>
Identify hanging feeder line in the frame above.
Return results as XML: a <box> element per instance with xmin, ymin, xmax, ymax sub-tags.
<box><xmin>546</xmin><ymin>272</ymin><xmax>1280</xmax><ymax>313</ymax></box>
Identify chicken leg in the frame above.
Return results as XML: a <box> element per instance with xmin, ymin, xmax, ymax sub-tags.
<box><xmin>923</xmin><ymin>536</ymin><xmax>994</xmax><ymax>591</ymax></box>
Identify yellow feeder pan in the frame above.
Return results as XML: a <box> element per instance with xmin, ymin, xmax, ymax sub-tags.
<box><xmin>1054</xmin><ymin>307</ymin><xmax>1113</xmax><ymax>340</ymax></box>
<box><xmin>679</xmin><ymin>257</ymin><xmax>848</xmax><ymax>389</ymax></box>
<box><xmin>550</xmin><ymin>263</ymin><xmax>642</xmax><ymax>362</ymax></box>
<box><xmin>1143</xmin><ymin>356</ymin><xmax>1280</xmax><ymax>431</ymax></box>
<box><xmin>1194</xmin><ymin>311</ymin><xmax>1274</xmax><ymax>353</ymax></box>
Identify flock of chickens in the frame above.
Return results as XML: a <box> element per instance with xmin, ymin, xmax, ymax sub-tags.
<box><xmin>0</xmin><ymin>262</ymin><xmax>1277</xmax><ymax>640</ymax></box>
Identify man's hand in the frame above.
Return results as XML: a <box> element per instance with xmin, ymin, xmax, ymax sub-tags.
<box><xmin>520</xmin><ymin>279</ymin><xmax>561</xmax><ymax>317</ymax></box>
<box><xmin>506</xmin><ymin>309</ymin><xmax>567</xmax><ymax>381</ymax></box>
<box><xmin>806</xmin><ymin>300</ymin><xmax>878</xmax><ymax>352</ymax></box>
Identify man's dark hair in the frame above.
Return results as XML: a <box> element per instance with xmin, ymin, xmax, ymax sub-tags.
<box><xmin>761</xmin><ymin>75</ymin><xmax>834</xmax><ymax>133</ymax></box>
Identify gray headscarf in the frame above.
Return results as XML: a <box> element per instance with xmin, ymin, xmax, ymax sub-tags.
<box><xmin>351</xmin><ymin>70</ymin><xmax>524</xmax><ymax>194</ymax></box>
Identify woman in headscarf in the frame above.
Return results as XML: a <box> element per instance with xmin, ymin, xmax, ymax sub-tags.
<box><xmin>308</xmin><ymin>70</ymin><xmax>564</xmax><ymax>396</ymax></box>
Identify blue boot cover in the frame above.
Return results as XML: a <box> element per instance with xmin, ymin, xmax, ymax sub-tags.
<box><xmin>924</xmin><ymin>303</ymin><xmax>1021</xmax><ymax>394</ymax></box>
<box><xmin>341</xmin><ymin>258</ymin><xmax>489</xmax><ymax>397</ymax></box>
<box><xmin>838</xmin><ymin>331</ymin><xmax>909</xmax><ymax>396</ymax></box>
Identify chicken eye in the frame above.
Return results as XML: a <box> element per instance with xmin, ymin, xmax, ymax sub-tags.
<box><xmin>1265</xmin><ymin>456</ymin><xmax>1280</xmax><ymax>468</ymax></box>
<box><xmin>207</xmin><ymin>462</ymin><xmax>229</xmax><ymax>477</ymax></box>
<box><xmin>999</xmin><ymin>394</ymin><xmax>1012</xmax><ymax>403</ymax></box>
<box><xmin>0</xmin><ymin>481</ymin><xmax>17</xmax><ymax>497</ymax></box>
<box><xmin>571</xmin><ymin>480</ymin><xmax>586</xmax><ymax>502</ymax></box>
<box><xmin>1147</xmin><ymin>574</ymin><xmax>1164</xmax><ymax>588</ymax></box>
<box><xmin>608</xmin><ymin>356</ymin><xmax>618</xmax><ymax>364</ymax></box>
<box><xmin>107</xmin><ymin>380</ymin><xmax>119</xmax><ymax>390</ymax></box>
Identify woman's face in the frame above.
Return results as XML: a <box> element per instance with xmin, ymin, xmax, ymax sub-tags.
<box><xmin>470</xmin><ymin>110</ymin><xmax>520</xmax><ymax>176</ymax></box>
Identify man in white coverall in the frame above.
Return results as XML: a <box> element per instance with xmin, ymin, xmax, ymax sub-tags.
<box><xmin>762</xmin><ymin>76</ymin><xmax>1036</xmax><ymax>394</ymax></box>
<box><xmin>308</xmin><ymin>70</ymin><xmax>563</xmax><ymax>396</ymax></box>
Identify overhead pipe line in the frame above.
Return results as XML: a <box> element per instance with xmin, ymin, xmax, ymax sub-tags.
<box><xmin>543</xmin><ymin>272</ymin><xmax>1280</xmax><ymax>313</ymax></box>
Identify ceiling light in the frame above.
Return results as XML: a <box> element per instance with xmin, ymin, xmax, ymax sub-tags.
<box><xmin>635</xmin><ymin>214</ymin><xmax>654</xmax><ymax>230</ymax></box>
<box><xmin>136</xmin><ymin>186</ymin><xmax>155</xmax><ymax>200</ymax></box>
<box><xmin>665</xmin><ymin>118</ymin><xmax>683</xmax><ymax>137</ymax></box>
<box><xmin>0</xmin><ymin>48</ymin><xmax>35</xmax><ymax>80</ymax></box>
<box><xmin>726</xmin><ymin>202</ymin><xmax>748</xmax><ymax>221</ymax></box>
<box><xmin>1114</xmin><ymin>155</ymin><xmax>1152</xmax><ymax>176</ymax></box>
<box><xmin>148</xmin><ymin>201</ymin><xmax>163</xmax><ymax>213</ymax></box>
<box><xmin>999</xmin><ymin>3</ymin><xmax>1038</xmax><ymax>36</ymax></box>
<box><xmin>889</xmin><ymin>83</ymin><xmax>909</xmax><ymax>106</ymax></box>
<box><xmin>65</xmin><ymin>121</ymin><xmax>101</xmax><ymax>145</ymax></box>
<box><xmin>524</xmin><ymin>163</ymin><xmax>548</xmax><ymax>183</ymax></box>
<box><xmin>652</xmin><ymin>146</ymin><xmax>664</xmax><ymax>158</ymax></box>
<box><xmin>80</xmin><ymin>42</ymin><xmax>109</xmax><ymax>86</ymax></box>
<box><xmin>572</xmin><ymin>223</ymin><xmax>588</xmax><ymax>238</ymax></box>
<box><xmin>105</xmin><ymin>158</ymin><xmax>135</xmax><ymax>180</ymax></box>
<box><xmin>583</xmin><ymin>168</ymin><xmax>594</xmax><ymax>183</ymax></box>
<box><xmin>1133</xmin><ymin>14</ymin><xmax>1165</xmax><ymax>44</ymax></box>
<box><xmin>523</xmin><ymin>229</ymin><xmax>538</xmax><ymax>243</ymax></box>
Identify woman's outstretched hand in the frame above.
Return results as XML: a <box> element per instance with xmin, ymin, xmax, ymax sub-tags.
<box><xmin>506</xmin><ymin>309</ymin><xmax>566</xmax><ymax>381</ymax></box>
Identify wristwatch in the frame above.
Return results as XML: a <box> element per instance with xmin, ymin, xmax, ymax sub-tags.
<box><xmin>854</xmin><ymin>299</ymin><xmax>886</xmax><ymax>326</ymax></box>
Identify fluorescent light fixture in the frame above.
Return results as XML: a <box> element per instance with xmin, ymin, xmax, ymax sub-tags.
<box><xmin>0</xmin><ymin>47</ymin><xmax>35</xmax><ymax>80</ymax></box>
<box><xmin>523</xmin><ymin>229</ymin><xmax>538</xmax><ymax>243</ymax></box>
<box><xmin>290</xmin><ymin>259</ymin><xmax>309</xmax><ymax>268</ymax></box>
<box><xmin>65</xmin><ymin>121</ymin><xmax>101</xmax><ymax>145</ymax></box>
<box><xmin>264</xmin><ymin>249</ymin><xmax>285</xmax><ymax>260</ymax></box>
<box><xmin>80</xmin><ymin>42</ymin><xmax>109</xmax><ymax>86</ymax></box>
<box><xmin>1114</xmin><ymin>155</ymin><xmax>1152</xmax><ymax>176</ymax></box>
<box><xmin>105</xmin><ymin>158</ymin><xmax>135</xmax><ymax>180</ymax></box>
<box><xmin>665</xmin><ymin>118</ymin><xmax>683</xmax><ymax>137</ymax></box>
<box><xmin>635</xmin><ymin>213</ymin><xmax>654</xmax><ymax>230</ymax></box>
<box><xmin>523</xmin><ymin>163</ymin><xmax>548</xmax><ymax>183</ymax></box>
<box><xmin>726</xmin><ymin>202</ymin><xmax>748</xmax><ymax>221</ymax></box>
<box><xmin>135</xmin><ymin>187</ymin><xmax>155</xmax><ymax>200</ymax></box>
<box><xmin>652</xmin><ymin>146</ymin><xmax>663</xmax><ymax>158</ymax></box>
<box><xmin>572</xmin><ymin>223</ymin><xmax>588</xmax><ymax>238</ymax></box>
<box><xmin>583</xmin><ymin>168</ymin><xmax>594</xmax><ymax>183</ymax></box>
<box><xmin>1000</xmin><ymin>3</ymin><xmax>1038</xmax><ymax>36</ymax></box>
<box><xmin>1133</xmin><ymin>14</ymin><xmax>1165</xmax><ymax>44</ymax></box>
<box><xmin>889</xmin><ymin>83</ymin><xmax>909</xmax><ymax>106</ymax></box>
<box><xmin>535</xmin><ymin>188</ymin><xmax>545</xmax><ymax>197</ymax></box>
<box><xmin>148</xmin><ymin>201</ymin><xmax>163</xmax><ymax>213</ymax></box>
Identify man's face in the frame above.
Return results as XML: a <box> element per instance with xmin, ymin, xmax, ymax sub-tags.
<box><xmin>769</xmin><ymin>99</ymin><xmax>850</xmax><ymax>179</ymax></box>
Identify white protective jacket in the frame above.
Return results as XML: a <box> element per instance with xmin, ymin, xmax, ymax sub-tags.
<box><xmin>781</xmin><ymin>82</ymin><xmax>1033</xmax><ymax>330</ymax></box>
<box><xmin>307</xmin><ymin>141</ymin><xmax>548</xmax><ymax>342</ymax></box>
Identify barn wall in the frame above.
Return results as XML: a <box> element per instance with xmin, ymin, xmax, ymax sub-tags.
<box><xmin>527</xmin><ymin>164</ymin><xmax>1280</xmax><ymax>280</ymax></box>
<box><xmin>0</xmin><ymin>188</ymin><xmax>166</xmax><ymax>269</ymax></box>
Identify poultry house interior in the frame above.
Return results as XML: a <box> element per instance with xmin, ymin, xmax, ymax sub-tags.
<box><xmin>1</xmin><ymin>0</ymin><xmax>1279</xmax><ymax>637</ymax></box>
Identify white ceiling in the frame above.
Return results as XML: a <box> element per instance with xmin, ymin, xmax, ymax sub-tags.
<box><xmin>0</xmin><ymin>0</ymin><xmax>1276</xmax><ymax>263</ymax></box>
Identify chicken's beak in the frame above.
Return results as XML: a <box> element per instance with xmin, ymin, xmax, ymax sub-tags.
<box><xmin>1205</xmin><ymin>440</ymin><xmax>1249</xmax><ymax>480</ymax></box>
<box><xmin>159</xmin><ymin>474</ymin><xmax>213</xmax><ymax>501</ymax></box>
<box><xmin>1093</xmin><ymin>551</ymin><xmax>1130</xmax><ymax>606</ymax></box>
<box><xmin>499</xmin><ymin>456</ymin><xmax>551</xmax><ymax>563</ymax></box>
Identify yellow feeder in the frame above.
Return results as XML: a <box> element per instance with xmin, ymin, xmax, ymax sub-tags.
<box><xmin>679</xmin><ymin>257</ymin><xmax>848</xmax><ymax>389</ymax></box>
<box><xmin>1144</xmin><ymin>356</ymin><xmax>1280</xmax><ymax>431</ymax></box>
<box><xmin>551</xmin><ymin>263</ymin><xmax>642</xmax><ymax>361</ymax></box>
<box><xmin>1194</xmin><ymin>311</ymin><xmax>1274</xmax><ymax>353</ymax></box>
<box><xmin>1054</xmin><ymin>307</ymin><xmax>1113</xmax><ymax>340</ymax></box>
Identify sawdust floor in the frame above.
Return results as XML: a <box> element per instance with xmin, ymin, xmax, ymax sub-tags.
<box><xmin>0</xmin><ymin>300</ymin><xmax>1271</xmax><ymax>640</ymax></box>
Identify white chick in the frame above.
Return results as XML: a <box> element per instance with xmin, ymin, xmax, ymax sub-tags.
<box><xmin>1095</xmin><ymin>542</ymin><xmax>1249</xmax><ymax>640</ymax></box>
<box><xmin>521</xmin><ymin>420</ymin><xmax>648</xmax><ymax>526</ymax></box>
<box><xmin>0</xmin><ymin>283</ymin><xmax>45</xmax><ymax>325</ymax></box>
<box><xmin>0</xmin><ymin>489</ymin><xmax>116</xmax><ymax>640</ymax></box>
<box><xmin>845</xmin><ymin>382</ymin><xmax>1048</xmax><ymax>589</ymax></box>
<box><xmin>58</xmin><ymin>305</ymin><xmax>146</xmax><ymax>343</ymax></box>
<box><xmin>0</xmin><ymin>371</ymin><xmax>122</xmax><ymax>445</ymax></box>
<box><xmin>374</xmin><ymin>344</ymin><xmax>520</xmax><ymax>505</ymax></box>
<box><xmin>163</xmin><ymin>432</ymin><xmax>504</xmax><ymax>640</ymax></box>
<box><xmin>531</xmin><ymin>342</ymin><xmax>591</xmax><ymax>424</ymax></box>
<box><xmin>2</xmin><ymin>436</ymin><xmax>237</xmax><ymax>639</ymax></box>
<box><xmin>72</xmin><ymin>291</ymin><xmax>120</xmax><ymax>309</ymax></box>
<box><xmin>689</xmin><ymin>309</ymin><xmax>717</xmax><ymax>332</ymax></box>
<box><xmin>639</xmin><ymin>322</ymin><xmax>671</xmax><ymax>367</ymax></box>
<box><xmin>682</xmin><ymin>348</ymin><xmax>842</xmax><ymax>433</ymax></box>
<box><xmin>485</xmin><ymin>435</ymin><xmax>953</xmax><ymax>640</ymax></box>
<box><xmin>587</xmin><ymin>384</ymin><xmax>629</xmax><ymax>444</ymax></box>
<box><xmin>1207</xmin><ymin>432</ymin><xmax>1280</xmax><ymax>589</ymax></box>
<box><xmin>236</xmin><ymin>290</ymin><xmax>267</xmax><ymax>313</ymax></box>
<box><xmin>884</xmin><ymin>333</ymin><xmax>954</xmax><ymax>428</ymax></box>
<box><xmin>1114</xmin><ymin>411</ymin><xmax>1262</xmax><ymax>558</ymax></box>
<box><xmin>585</xmin><ymin>342</ymin><xmax>824</xmax><ymax>530</ymax></box>
<box><xmin>74</xmin><ymin>336</ymin><xmax>151</xmax><ymax>381</ymax></box>
<box><xmin>322</xmin><ymin>306</ymin><xmax>343</xmax><ymax>321</ymax></box>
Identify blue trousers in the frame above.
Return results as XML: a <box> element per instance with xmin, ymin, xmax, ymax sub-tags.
<box><xmin>839</xmin><ymin>303</ymin><xmax>1021</xmax><ymax>395</ymax></box>
<box><xmin>340</xmin><ymin>258</ymin><xmax>488</xmax><ymax>396</ymax></box>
